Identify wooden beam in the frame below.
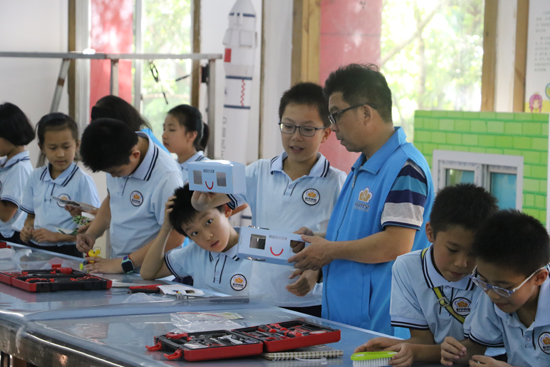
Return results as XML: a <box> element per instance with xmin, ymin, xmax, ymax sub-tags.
<box><xmin>68</xmin><ymin>0</ymin><xmax>76</xmax><ymax>118</ymax></box>
<box><xmin>513</xmin><ymin>0</ymin><xmax>529</xmax><ymax>112</ymax></box>
<box><xmin>258</xmin><ymin>0</ymin><xmax>266</xmax><ymax>160</ymax></box>
<box><xmin>291</xmin><ymin>0</ymin><xmax>321</xmax><ymax>85</ymax></box>
<box><xmin>481</xmin><ymin>0</ymin><xmax>498</xmax><ymax>111</ymax></box>
<box><xmin>191</xmin><ymin>0</ymin><xmax>201</xmax><ymax>107</ymax></box>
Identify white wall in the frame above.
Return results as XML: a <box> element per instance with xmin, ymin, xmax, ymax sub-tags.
<box><xmin>0</xmin><ymin>0</ymin><xmax>69</xmax><ymax>165</ymax></box>
<box><xmin>494</xmin><ymin>0</ymin><xmax>517</xmax><ymax>112</ymax></box>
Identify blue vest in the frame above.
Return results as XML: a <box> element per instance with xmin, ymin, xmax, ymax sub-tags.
<box><xmin>322</xmin><ymin>127</ymin><xmax>434</xmax><ymax>335</ymax></box>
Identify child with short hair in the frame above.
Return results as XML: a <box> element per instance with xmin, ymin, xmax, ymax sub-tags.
<box><xmin>141</xmin><ymin>185</ymin><xmax>253</xmax><ymax>295</ymax></box>
<box><xmin>20</xmin><ymin>113</ymin><xmax>100</xmax><ymax>257</ymax></box>
<box><xmin>0</xmin><ymin>103</ymin><xmax>35</xmax><ymax>244</ymax></box>
<box><xmin>441</xmin><ymin>210</ymin><xmax>550</xmax><ymax>367</ymax></box>
<box><xmin>162</xmin><ymin>104</ymin><xmax>210</xmax><ymax>183</ymax></box>
<box><xmin>77</xmin><ymin>118</ymin><xmax>184</xmax><ymax>273</ymax></box>
<box><xmin>355</xmin><ymin>184</ymin><xmax>498</xmax><ymax>366</ymax></box>
<box><xmin>191</xmin><ymin>82</ymin><xmax>346</xmax><ymax>316</ymax></box>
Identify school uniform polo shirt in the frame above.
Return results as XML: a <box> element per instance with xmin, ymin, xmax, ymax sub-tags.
<box><xmin>164</xmin><ymin>231</ymin><xmax>253</xmax><ymax>296</ymax></box>
<box><xmin>179</xmin><ymin>151</ymin><xmax>208</xmax><ymax>184</ymax></box>
<box><xmin>390</xmin><ymin>246</ymin><xmax>479</xmax><ymax>344</ymax></box>
<box><xmin>107</xmin><ymin>133</ymin><xmax>183</xmax><ymax>258</ymax></box>
<box><xmin>229</xmin><ymin>152</ymin><xmax>346</xmax><ymax>307</ymax></box>
<box><xmin>466</xmin><ymin>276</ymin><xmax>550</xmax><ymax>366</ymax></box>
<box><xmin>21</xmin><ymin>162</ymin><xmax>100</xmax><ymax>246</ymax></box>
<box><xmin>0</xmin><ymin>151</ymin><xmax>33</xmax><ymax>237</ymax></box>
<box><xmin>322</xmin><ymin>127</ymin><xmax>434</xmax><ymax>335</ymax></box>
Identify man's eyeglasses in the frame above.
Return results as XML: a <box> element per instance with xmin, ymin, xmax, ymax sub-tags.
<box><xmin>328</xmin><ymin>103</ymin><xmax>377</xmax><ymax>125</ymax></box>
<box><xmin>278</xmin><ymin>122</ymin><xmax>326</xmax><ymax>137</ymax></box>
<box><xmin>470</xmin><ymin>266</ymin><xmax>547</xmax><ymax>297</ymax></box>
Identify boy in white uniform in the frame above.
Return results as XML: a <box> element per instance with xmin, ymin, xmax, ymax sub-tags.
<box><xmin>441</xmin><ymin>210</ymin><xmax>550</xmax><ymax>367</ymax></box>
<box><xmin>355</xmin><ymin>184</ymin><xmax>497</xmax><ymax>366</ymax></box>
<box><xmin>141</xmin><ymin>185</ymin><xmax>252</xmax><ymax>295</ymax></box>
<box><xmin>193</xmin><ymin>83</ymin><xmax>346</xmax><ymax>316</ymax></box>
<box><xmin>77</xmin><ymin>119</ymin><xmax>184</xmax><ymax>273</ymax></box>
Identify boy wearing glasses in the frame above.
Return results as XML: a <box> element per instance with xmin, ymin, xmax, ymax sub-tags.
<box><xmin>354</xmin><ymin>184</ymin><xmax>498</xmax><ymax>366</ymax></box>
<box><xmin>441</xmin><ymin>210</ymin><xmax>550</xmax><ymax>367</ymax></box>
<box><xmin>193</xmin><ymin>82</ymin><xmax>346</xmax><ymax>316</ymax></box>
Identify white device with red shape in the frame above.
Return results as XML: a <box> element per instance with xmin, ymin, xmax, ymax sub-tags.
<box><xmin>236</xmin><ymin>226</ymin><xmax>306</xmax><ymax>266</ymax></box>
<box><xmin>187</xmin><ymin>160</ymin><xmax>246</xmax><ymax>195</ymax></box>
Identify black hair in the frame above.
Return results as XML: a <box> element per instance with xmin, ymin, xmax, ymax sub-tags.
<box><xmin>80</xmin><ymin>118</ymin><xmax>138</xmax><ymax>172</ymax></box>
<box><xmin>278</xmin><ymin>82</ymin><xmax>330</xmax><ymax>127</ymax></box>
<box><xmin>430</xmin><ymin>183</ymin><xmax>498</xmax><ymax>236</ymax></box>
<box><xmin>0</xmin><ymin>102</ymin><xmax>35</xmax><ymax>146</ymax></box>
<box><xmin>169</xmin><ymin>184</ymin><xmax>224</xmax><ymax>236</ymax></box>
<box><xmin>472</xmin><ymin>210</ymin><xmax>550</xmax><ymax>277</ymax></box>
<box><xmin>323</xmin><ymin>63</ymin><xmax>393</xmax><ymax>123</ymax></box>
<box><xmin>36</xmin><ymin>112</ymin><xmax>79</xmax><ymax>166</ymax></box>
<box><xmin>91</xmin><ymin>95</ymin><xmax>151</xmax><ymax>130</ymax></box>
<box><xmin>167</xmin><ymin>105</ymin><xmax>209</xmax><ymax>151</ymax></box>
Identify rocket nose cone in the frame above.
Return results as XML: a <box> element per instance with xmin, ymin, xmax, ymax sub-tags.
<box><xmin>230</xmin><ymin>0</ymin><xmax>256</xmax><ymax>16</ymax></box>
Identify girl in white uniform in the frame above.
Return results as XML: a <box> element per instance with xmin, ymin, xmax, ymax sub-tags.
<box><xmin>0</xmin><ymin>103</ymin><xmax>35</xmax><ymax>244</ymax></box>
<box><xmin>162</xmin><ymin>104</ymin><xmax>210</xmax><ymax>183</ymax></box>
<box><xmin>21</xmin><ymin>113</ymin><xmax>100</xmax><ymax>257</ymax></box>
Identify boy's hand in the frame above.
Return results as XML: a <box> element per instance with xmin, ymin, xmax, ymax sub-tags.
<box><xmin>77</xmin><ymin>223</ymin><xmax>91</xmax><ymax>234</ymax></box>
<box><xmin>355</xmin><ymin>337</ymin><xmax>400</xmax><ymax>353</ymax></box>
<box><xmin>162</xmin><ymin>196</ymin><xmax>176</xmax><ymax>228</ymax></box>
<box><xmin>386</xmin><ymin>343</ymin><xmax>414</xmax><ymax>367</ymax></box>
<box><xmin>441</xmin><ymin>336</ymin><xmax>467</xmax><ymax>366</ymax></box>
<box><xmin>469</xmin><ymin>356</ymin><xmax>511</xmax><ymax>367</ymax></box>
<box><xmin>20</xmin><ymin>226</ymin><xmax>34</xmax><ymax>243</ymax></box>
<box><xmin>290</xmin><ymin>227</ymin><xmax>314</xmax><ymax>253</ymax></box>
<box><xmin>288</xmin><ymin>235</ymin><xmax>333</xmax><ymax>271</ymax></box>
<box><xmin>191</xmin><ymin>191</ymin><xmax>218</xmax><ymax>211</ymax></box>
<box><xmin>64</xmin><ymin>205</ymin><xmax>83</xmax><ymax>217</ymax></box>
<box><xmin>32</xmin><ymin>228</ymin><xmax>61</xmax><ymax>243</ymax></box>
<box><xmin>286</xmin><ymin>269</ymin><xmax>318</xmax><ymax>296</ymax></box>
<box><xmin>76</xmin><ymin>232</ymin><xmax>96</xmax><ymax>253</ymax></box>
<box><xmin>85</xmin><ymin>256</ymin><xmax>123</xmax><ymax>274</ymax></box>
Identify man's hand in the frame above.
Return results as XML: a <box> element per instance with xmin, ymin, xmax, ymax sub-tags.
<box><xmin>191</xmin><ymin>191</ymin><xmax>219</xmax><ymax>211</ymax></box>
<box><xmin>355</xmin><ymin>337</ymin><xmax>401</xmax><ymax>353</ymax></box>
<box><xmin>469</xmin><ymin>356</ymin><xmax>511</xmax><ymax>367</ymax></box>
<box><xmin>290</xmin><ymin>227</ymin><xmax>314</xmax><ymax>253</ymax></box>
<box><xmin>286</xmin><ymin>269</ymin><xmax>318</xmax><ymax>297</ymax></box>
<box><xmin>288</xmin><ymin>234</ymin><xmax>333</xmax><ymax>271</ymax></box>
<box><xmin>20</xmin><ymin>226</ymin><xmax>34</xmax><ymax>244</ymax></box>
<box><xmin>32</xmin><ymin>228</ymin><xmax>61</xmax><ymax>243</ymax></box>
<box><xmin>76</xmin><ymin>232</ymin><xmax>96</xmax><ymax>253</ymax></box>
<box><xmin>441</xmin><ymin>337</ymin><xmax>467</xmax><ymax>366</ymax></box>
<box><xmin>85</xmin><ymin>256</ymin><xmax>123</xmax><ymax>274</ymax></box>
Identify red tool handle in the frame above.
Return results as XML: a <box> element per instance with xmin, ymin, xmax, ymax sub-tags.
<box><xmin>164</xmin><ymin>348</ymin><xmax>183</xmax><ymax>360</ymax></box>
<box><xmin>165</xmin><ymin>332</ymin><xmax>190</xmax><ymax>340</ymax></box>
<box><xmin>128</xmin><ymin>284</ymin><xmax>162</xmax><ymax>293</ymax></box>
<box><xmin>145</xmin><ymin>341</ymin><xmax>163</xmax><ymax>351</ymax></box>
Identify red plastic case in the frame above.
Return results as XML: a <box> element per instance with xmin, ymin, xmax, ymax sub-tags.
<box><xmin>0</xmin><ymin>264</ymin><xmax>112</xmax><ymax>292</ymax></box>
<box><xmin>146</xmin><ymin>320</ymin><xmax>341</xmax><ymax>361</ymax></box>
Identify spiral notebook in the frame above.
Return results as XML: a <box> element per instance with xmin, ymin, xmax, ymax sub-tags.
<box><xmin>261</xmin><ymin>344</ymin><xmax>343</xmax><ymax>361</ymax></box>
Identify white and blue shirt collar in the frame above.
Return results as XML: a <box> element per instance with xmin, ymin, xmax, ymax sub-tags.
<box><xmin>209</xmin><ymin>242</ymin><xmax>240</xmax><ymax>262</ymax></box>
<box><xmin>180</xmin><ymin>151</ymin><xmax>207</xmax><ymax>171</ymax></box>
<box><xmin>129</xmin><ymin>132</ymin><xmax>159</xmax><ymax>181</ymax></box>
<box><xmin>422</xmin><ymin>245</ymin><xmax>476</xmax><ymax>290</ymax></box>
<box><xmin>39</xmin><ymin>162</ymin><xmax>79</xmax><ymax>187</ymax></box>
<box><xmin>269</xmin><ymin>151</ymin><xmax>331</xmax><ymax>178</ymax></box>
<box><xmin>0</xmin><ymin>151</ymin><xmax>31</xmax><ymax>170</ymax></box>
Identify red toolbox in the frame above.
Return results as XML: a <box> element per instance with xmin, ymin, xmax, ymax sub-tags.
<box><xmin>146</xmin><ymin>320</ymin><xmax>340</xmax><ymax>361</ymax></box>
<box><xmin>0</xmin><ymin>264</ymin><xmax>112</xmax><ymax>292</ymax></box>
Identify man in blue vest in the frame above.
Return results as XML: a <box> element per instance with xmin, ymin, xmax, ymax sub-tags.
<box><xmin>289</xmin><ymin>64</ymin><xmax>434</xmax><ymax>336</ymax></box>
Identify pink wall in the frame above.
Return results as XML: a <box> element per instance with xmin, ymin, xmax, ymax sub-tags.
<box><xmin>319</xmin><ymin>0</ymin><xmax>383</xmax><ymax>172</ymax></box>
<box><xmin>89</xmin><ymin>0</ymin><xmax>134</xmax><ymax>114</ymax></box>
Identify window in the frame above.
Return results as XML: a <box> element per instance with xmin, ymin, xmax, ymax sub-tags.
<box><xmin>433</xmin><ymin>150</ymin><xmax>523</xmax><ymax>210</ymax></box>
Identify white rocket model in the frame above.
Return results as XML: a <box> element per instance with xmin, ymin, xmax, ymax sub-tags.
<box><xmin>220</xmin><ymin>0</ymin><xmax>257</xmax><ymax>163</ymax></box>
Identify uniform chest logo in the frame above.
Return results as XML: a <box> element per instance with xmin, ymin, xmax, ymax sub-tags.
<box><xmin>130</xmin><ymin>191</ymin><xmax>144</xmax><ymax>207</ymax></box>
<box><xmin>354</xmin><ymin>187</ymin><xmax>373</xmax><ymax>212</ymax></box>
<box><xmin>539</xmin><ymin>332</ymin><xmax>550</xmax><ymax>354</ymax></box>
<box><xmin>302</xmin><ymin>189</ymin><xmax>320</xmax><ymax>206</ymax></box>
<box><xmin>230</xmin><ymin>274</ymin><xmax>247</xmax><ymax>291</ymax></box>
<box><xmin>56</xmin><ymin>194</ymin><xmax>71</xmax><ymax>208</ymax></box>
<box><xmin>451</xmin><ymin>297</ymin><xmax>471</xmax><ymax>316</ymax></box>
